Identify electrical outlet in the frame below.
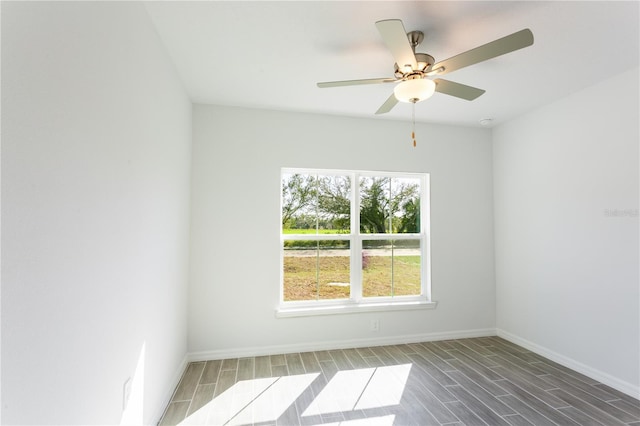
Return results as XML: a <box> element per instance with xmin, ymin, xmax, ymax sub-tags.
<box><xmin>123</xmin><ymin>377</ymin><xmax>132</xmax><ymax>410</ymax></box>
<box><xmin>370</xmin><ymin>319</ymin><xmax>380</xmax><ymax>332</ymax></box>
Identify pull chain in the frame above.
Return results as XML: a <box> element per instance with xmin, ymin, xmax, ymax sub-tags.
<box><xmin>411</xmin><ymin>101</ymin><xmax>417</xmax><ymax>147</ymax></box>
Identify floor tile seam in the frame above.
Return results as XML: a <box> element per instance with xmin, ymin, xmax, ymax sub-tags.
<box><xmin>406</xmin><ymin>385</ymin><xmax>461</xmax><ymax>424</ymax></box>
<box><xmin>166</xmin><ymin>372</ymin><xmax>188</xmax><ymax>406</ymax></box>
<box><xmin>488</xmin><ymin>352</ymin><xmax>547</xmax><ymax>378</ymax></box>
<box><xmin>407</xmin><ymin>353</ymin><xmax>455</xmax><ymax>386</ymax></box>
<box><xmin>446</xmin><ymin>384</ymin><xmax>507</xmax><ymax>425</ymax></box>
<box><xmin>529</xmin><ymin>359</ymin><xmax>600</xmax><ymax>386</ymax></box>
<box><xmin>210</xmin><ymin>359</ymin><xmax>227</xmax><ymax>398</ymax></box>
<box><xmin>550</xmin><ymin>374</ymin><xmax>625</xmax><ymax>403</ymax></box>
<box><xmin>555</xmin><ymin>403</ymin><xmax>573</xmax><ymax>409</ymax></box>
<box><xmin>491</xmin><ymin>362</ymin><xmax>555</xmax><ymax>392</ymax></box>
<box><xmin>442</xmin><ymin>399</ymin><xmax>488</xmax><ymax>426</ymax></box>
<box><xmin>572</xmin><ymin>386</ymin><xmax>626</xmax><ymax>406</ymax></box>
<box><xmin>492</xmin><ymin>380</ymin><xmax>520</xmax><ymax>398</ymax></box>
<box><xmin>556</xmin><ymin>405</ymin><xmax>609</xmax><ymax>425</ymax></box>
<box><xmin>361</xmin><ymin>354</ymin><xmax>383</xmax><ymax>364</ymax></box>
<box><xmin>500</xmin><ymin>375</ymin><xmax>572</xmax><ymax>411</ymax></box>
<box><xmin>516</xmin><ymin>359</ymin><xmax>553</xmax><ymax>377</ymax></box>
<box><xmin>299</xmin><ymin>353</ymin><xmax>322</xmax><ymax>374</ymax></box>
<box><xmin>446</xmin><ymin>366</ymin><xmax>516</xmax><ymax>408</ymax></box>
<box><xmin>497</xmin><ymin>390</ymin><xmax>567</xmax><ymax>426</ymax></box>
<box><xmin>394</xmin><ymin>343</ymin><xmax>416</xmax><ymax>352</ymax></box>
<box><xmin>553</xmin><ymin>375</ymin><xmax>615</xmax><ymax>397</ymax></box>
<box><xmin>171</xmin><ymin>363</ymin><xmax>206</xmax><ymax>415</ymax></box>
<box><xmin>511</xmin><ymin>382</ymin><xmax>586</xmax><ymax>425</ymax></box>
<box><xmin>270</xmin><ymin>357</ymin><xmax>286</xmax><ymax>368</ymax></box>
<box><xmin>220</xmin><ymin>364</ymin><xmax>238</xmax><ymax>371</ymax></box>
<box><xmin>285</xmin><ymin>352</ymin><xmax>307</xmax><ymax>376</ymax></box>
<box><xmin>193</xmin><ymin>361</ymin><xmax>207</xmax><ymax>390</ymax></box>
<box><xmin>442</xmin><ymin>379</ymin><xmax>515</xmax><ymax>418</ymax></box>
<box><xmin>418</xmin><ymin>344</ymin><xmax>457</xmax><ymax>367</ymax></box>
<box><xmin>547</xmin><ymin>375</ymin><xmax>639</xmax><ymax>416</ymax></box>
<box><xmin>452</xmin><ymin>340</ymin><xmax>495</xmax><ymax>359</ymax></box>
<box><xmin>551</xmin><ymin>390</ymin><xmax>632</xmax><ymax>426</ymax></box>
<box><xmin>251</xmin><ymin>356</ymin><xmax>257</xmax><ymax>379</ymax></box>
<box><xmin>180</xmin><ymin>363</ymin><xmax>214</xmax><ymax>422</ymax></box>
<box><xmin>446</xmin><ymin>350</ymin><xmax>505</xmax><ymax>383</ymax></box>
<box><xmin>501</xmin><ymin>413</ymin><xmax>529</xmax><ymax>420</ymax></box>
<box><xmin>382</xmin><ymin>345</ymin><xmax>411</xmax><ymax>366</ymax></box>
<box><xmin>608</xmin><ymin>400</ymin><xmax>640</xmax><ymax>421</ymax></box>
<box><xmin>578</xmin><ymin>396</ymin><xmax>640</xmax><ymax>423</ymax></box>
<box><xmin>158</xmin><ymin>399</ymin><xmax>188</xmax><ymax>426</ymax></box>
<box><xmin>454</xmin><ymin>364</ymin><xmax>511</xmax><ymax>393</ymax></box>
<box><xmin>312</xmin><ymin>350</ymin><xmax>325</xmax><ymax>364</ymax></box>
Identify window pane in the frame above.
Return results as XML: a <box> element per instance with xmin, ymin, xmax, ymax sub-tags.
<box><xmin>391</xmin><ymin>177</ymin><xmax>421</xmax><ymax>233</ymax></box>
<box><xmin>283</xmin><ymin>240</ymin><xmax>318</xmax><ymax>301</ymax></box>
<box><xmin>283</xmin><ymin>240</ymin><xmax>350</xmax><ymax>301</ymax></box>
<box><xmin>362</xmin><ymin>240</ymin><xmax>393</xmax><ymax>296</ymax></box>
<box><xmin>282</xmin><ymin>173</ymin><xmax>350</xmax><ymax>234</ymax></box>
<box><xmin>362</xmin><ymin>239</ymin><xmax>421</xmax><ymax>297</ymax></box>
<box><xmin>316</xmin><ymin>174</ymin><xmax>351</xmax><ymax>233</ymax></box>
<box><xmin>282</xmin><ymin>173</ymin><xmax>318</xmax><ymax>233</ymax></box>
<box><xmin>392</xmin><ymin>239</ymin><xmax>421</xmax><ymax>296</ymax></box>
<box><xmin>318</xmin><ymin>241</ymin><xmax>350</xmax><ymax>300</ymax></box>
<box><xmin>359</xmin><ymin>177</ymin><xmax>391</xmax><ymax>234</ymax></box>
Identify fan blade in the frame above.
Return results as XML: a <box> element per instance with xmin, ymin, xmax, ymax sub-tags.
<box><xmin>434</xmin><ymin>79</ymin><xmax>485</xmax><ymax>100</ymax></box>
<box><xmin>375</xmin><ymin>93</ymin><xmax>399</xmax><ymax>114</ymax></box>
<box><xmin>375</xmin><ymin>19</ymin><xmax>417</xmax><ymax>71</ymax></box>
<box><xmin>431</xmin><ymin>29</ymin><xmax>533</xmax><ymax>76</ymax></box>
<box><xmin>317</xmin><ymin>77</ymin><xmax>397</xmax><ymax>88</ymax></box>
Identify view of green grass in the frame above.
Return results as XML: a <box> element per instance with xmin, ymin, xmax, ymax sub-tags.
<box><xmin>283</xmin><ymin>255</ymin><xmax>420</xmax><ymax>301</ymax></box>
<box><xmin>363</xmin><ymin>256</ymin><xmax>420</xmax><ymax>297</ymax></box>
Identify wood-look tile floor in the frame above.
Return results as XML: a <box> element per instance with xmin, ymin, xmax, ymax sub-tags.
<box><xmin>159</xmin><ymin>337</ymin><xmax>640</xmax><ymax>426</ymax></box>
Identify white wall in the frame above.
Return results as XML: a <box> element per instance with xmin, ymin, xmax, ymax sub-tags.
<box><xmin>1</xmin><ymin>2</ymin><xmax>191</xmax><ymax>424</ymax></box>
<box><xmin>189</xmin><ymin>105</ymin><xmax>495</xmax><ymax>355</ymax></box>
<box><xmin>493</xmin><ymin>67</ymin><xmax>640</xmax><ymax>396</ymax></box>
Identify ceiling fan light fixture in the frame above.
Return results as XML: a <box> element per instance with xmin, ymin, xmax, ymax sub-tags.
<box><xmin>394</xmin><ymin>78</ymin><xmax>436</xmax><ymax>103</ymax></box>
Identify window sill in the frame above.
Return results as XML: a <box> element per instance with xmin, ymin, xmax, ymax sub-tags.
<box><xmin>276</xmin><ymin>300</ymin><xmax>437</xmax><ymax>318</ymax></box>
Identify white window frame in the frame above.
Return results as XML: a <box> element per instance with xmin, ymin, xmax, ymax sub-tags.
<box><xmin>277</xmin><ymin>168</ymin><xmax>437</xmax><ymax>317</ymax></box>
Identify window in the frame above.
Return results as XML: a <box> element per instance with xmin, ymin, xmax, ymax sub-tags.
<box><xmin>279</xmin><ymin>168</ymin><xmax>434</xmax><ymax>317</ymax></box>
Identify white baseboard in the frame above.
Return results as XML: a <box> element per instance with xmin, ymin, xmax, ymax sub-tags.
<box><xmin>497</xmin><ymin>329</ymin><xmax>640</xmax><ymax>400</ymax></box>
<box><xmin>153</xmin><ymin>353</ymin><xmax>189</xmax><ymax>425</ymax></box>
<box><xmin>187</xmin><ymin>328</ymin><xmax>497</xmax><ymax>362</ymax></box>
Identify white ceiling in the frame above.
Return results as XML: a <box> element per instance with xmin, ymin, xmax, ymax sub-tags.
<box><xmin>144</xmin><ymin>1</ymin><xmax>639</xmax><ymax>127</ymax></box>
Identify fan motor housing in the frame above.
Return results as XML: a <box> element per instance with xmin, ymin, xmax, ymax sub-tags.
<box><xmin>394</xmin><ymin>53</ymin><xmax>435</xmax><ymax>78</ymax></box>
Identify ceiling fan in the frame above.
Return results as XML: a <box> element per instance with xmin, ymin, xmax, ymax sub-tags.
<box><xmin>317</xmin><ymin>19</ymin><xmax>534</xmax><ymax>114</ymax></box>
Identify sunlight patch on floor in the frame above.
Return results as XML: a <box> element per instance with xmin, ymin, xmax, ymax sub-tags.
<box><xmin>303</xmin><ymin>364</ymin><xmax>412</xmax><ymax>416</ymax></box>
<box><xmin>180</xmin><ymin>373</ymin><xmax>319</xmax><ymax>425</ymax></box>
<box><xmin>355</xmin><ymin>363</ymin><xmax>412</xmax><ymax>410</ymax></box>
<box><xmin>178</xmin><ymin>363</ymin><xmax>411</xmax><ymax>425</ymax></box>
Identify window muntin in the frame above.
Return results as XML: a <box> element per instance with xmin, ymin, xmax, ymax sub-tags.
<box><xmin>281</xmin><ymin>168</ymin><xmax>429</xmax><ymax>306</ymax></box>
